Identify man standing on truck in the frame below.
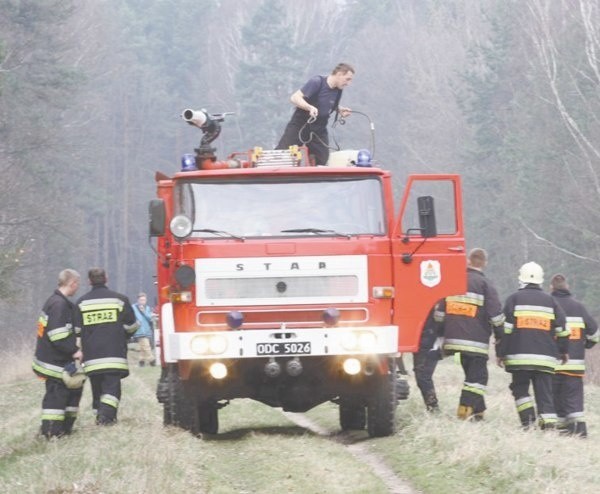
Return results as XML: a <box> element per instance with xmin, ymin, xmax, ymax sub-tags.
<box><xmin>33</xmin><ymin>268</ymin><xmax>83</xmax><ymax>438</ymax></box>
<box><xmin>276</xmin><ymin>62</ymin><xmax>354</xmax><ymax>165</ymax></box>
<box><xmin>549</xmin><ymin>273</ymin><xmax>599</xmax><ymax>437</ymax></box>
<box><xmin>75</xmin><ymin>268</ymin><xmax>139</xmax><ymax>425</ymax></box>
<box><xmin>497</xmin><ymin>262</ymin><xmax>569</xmax><ymax>430</ymax></box>
<box><xmin>436</xmin><ymin>248</ymin><xmax>505</xmax><ymax>420</ymax></box>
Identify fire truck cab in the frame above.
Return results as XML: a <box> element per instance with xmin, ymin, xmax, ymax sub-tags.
<box><xmin>151</xmin><ymin>111</ymin><xmax>466</xmax><ymax>437</ymax></box>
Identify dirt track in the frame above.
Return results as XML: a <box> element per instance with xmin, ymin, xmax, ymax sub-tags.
<box><xmin>283</xmin><ymin>411</ymin><xmax>418</xmax><ymax>494</ymax></box>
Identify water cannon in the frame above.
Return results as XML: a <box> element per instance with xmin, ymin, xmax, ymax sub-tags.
<box><xmin>182</xmin><ymin>108</ymin><xmax>209</xmax><ymax>128</ymax></box>
<box><xmin>181</xmin><ymin>108</ymin><xmax>235</xmax><ymax>164</ymax></box>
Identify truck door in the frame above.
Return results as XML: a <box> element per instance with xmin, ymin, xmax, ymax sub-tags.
<box><xmin>391</xmin><ymin>174</ymin><xmax>467</xmax><ymax>352</ymax></box>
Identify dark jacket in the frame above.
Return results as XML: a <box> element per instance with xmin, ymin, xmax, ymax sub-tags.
<box><xmin>75</xmin><ymin>284</ymin><xmax>139</xmax><ymax>377</ymax></box>
<box><xmin>552</xmin><ymin>288</ymin><xmax>599</xmax><ymax>376</ymax></box>
<box><xmin>498</xmin><ymin>284</ymin><xmax>569</xmax><ymax>373</ymax></box>
<box><xmin>33</xmin><ymin>289</ymin><xmax>79</xmax><ymax>379</ymax></box>
<box><xmin>437</xmin><ymin>268</ymin><xmax>505</xmax><ymax>357</ymax></box>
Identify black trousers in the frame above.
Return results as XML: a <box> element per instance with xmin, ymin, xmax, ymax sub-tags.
<box><xmin>413</xmin><ymin>350</ymin><xmax>440</xmax><ymax>409</ymax></box>
<box><xmin>458</xmin><ymin>353</ymin><xmax>488</xmax><ymax>413</ymax></box>
<box><xmin>276</xmin><ymin>120</ymin><xmax>329</xmax><ymax>166</ymax></box>
<box><xmin>553</xmin><ymin>373</ymin><xmax>584</xmax><ymax>423</ymax></box>
<box><xmin>41</xmin><ymin>377</ymin><xmax>83</xmax><ymax>437</ymax></box>
<box><xmin>89</xmin><ymin>372</ymin><xmax>122</xmax><ymax>424</ymax></box>
<box><xmin>510</xmin><ymin>370</ymin><xmax>556</xmax><ymax>428</ymax></box>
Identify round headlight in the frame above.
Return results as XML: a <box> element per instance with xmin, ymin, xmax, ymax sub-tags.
<box><xmin>209</xmin><ymin>362</ymin><xmax>228</xmax><ymax>379</ymax></box>
<box><xmin>170</xmin><ymin>215</ymin><xmax>193</xmax><ymax>239</ymax></box>
<box><xmin>343</xmin><ymin>358</ymin><xmax>361</xmax><ymax>375</ymax></box>
<box><xmin>358</xmin><ymin>331</ymin><xmax>377</xmax><ymax>352</ymax></box>
<box><xmin>190</xmin><ymin>335</ymin><xmax>209</xmax><ymax>355</ymax></box>
<box><xmin>341</xmin><ymin>332</ymin><xmax>358</xmax><ymax>351</ymax></box>
<box><xmin>208</xmin><ymin>335</ymin><xmax>228</xmax><ymax>354</ymax></box>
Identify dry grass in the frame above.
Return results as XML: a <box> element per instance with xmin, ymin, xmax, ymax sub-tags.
<box><xmin>3</xmin><ymin>348</ymin><xmax>600</xmax><ymax>493</ymax></box>
<box><xmin>0</xmin><ymin>338</ymin><xmax>36</xmax><ymax>384</ymax></box>
<box><xmin>0</xmin><ymin>361</ymin><xmax>388</xmax><ymax>494</ymax></box>
<box><xmin>305</xmin><ymin>354</ymin><xmax>600</xmax><ymax>494</ymax></box>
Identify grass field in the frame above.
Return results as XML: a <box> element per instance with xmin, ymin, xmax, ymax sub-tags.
<box><xmin>2</xmin><ymin>343</ymin><xmax>600</xmax><ymax>493</ymax></box>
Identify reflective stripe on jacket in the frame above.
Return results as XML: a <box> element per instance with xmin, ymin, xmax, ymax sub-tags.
<box><xmin>498</xmin><ymin>285</ymin><xmax>568</xmax><ymax>373</ymax></box>
<box><xmin>552</xmin><ymin>289</ymin><xmax>599</xmax><ymax>376</ymax></box>
<box><xmin>438</xmin><ymin>268</ymin><xmax>505</xmax><ymax>357</ymax></box>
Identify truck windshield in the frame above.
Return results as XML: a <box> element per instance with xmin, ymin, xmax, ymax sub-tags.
<box><xmin>174</xmin><ymin>176</ymin><xmax>386</xmax><ymax>238</ymax></box>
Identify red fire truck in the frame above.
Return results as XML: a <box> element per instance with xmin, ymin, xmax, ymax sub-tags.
<box><xmin>151</xmin><ymin>109</ymin><xmax>466</xmax><ymax>437</ymax></box>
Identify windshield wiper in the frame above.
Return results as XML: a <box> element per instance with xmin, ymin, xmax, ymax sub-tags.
<box><xmin>196</xmin><ymin>229</ymin><xmax>245</xmax><ymax>241</ymax></box>
<box><xmin>280</xmin><ymin>228</ymin><xmax>351</xmax><ymax>239</ymax></box>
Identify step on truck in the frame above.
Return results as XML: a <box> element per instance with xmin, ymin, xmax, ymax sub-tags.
<box><xmin>152</xmin><ymin>109</ymin><xmax>467</xmax><ymax>437</ymax></box>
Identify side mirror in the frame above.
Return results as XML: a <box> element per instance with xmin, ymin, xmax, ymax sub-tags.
<box><xmin>418</xmin><ymin>195</ymin><xmax>437</xmax><ymax>238</ymax></box>
<box><xmin>149</xmin><ymin>199</ymin><xmax>166</xmax><ymax>237</ymax></box>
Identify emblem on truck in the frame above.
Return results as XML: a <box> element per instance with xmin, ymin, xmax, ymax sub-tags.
<box><xmin>420</xmin><ymin>260</ymin><xmax>441</xmax><ymax>287</ymax></box>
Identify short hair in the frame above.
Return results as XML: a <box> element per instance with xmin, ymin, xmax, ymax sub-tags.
<box><xmin>468</xmin><ymin>248</ymin><xmax>487</xmax><ymax>269</ymax></box>
<box><xmin>138</xmin><ymin>292</ymin><xmax>147</xmax><ymax>299</ymax></box>
<box><xmin>332</xmin><ymin>62</ymin><xmax>355</xmax><ymax>75</ymax></box>
<box><xmin>550</xmin><ymin>273</ymin><xmax>568</xmax><ymax>290</ymax></box>
<box><xmin>88</xmin><ymin>267</ymin><xmax>107</xmax><ymax>286</ymax></box>
<box><xmin>58</xmin><ymin>269</ymin><xmax>80</xmax><ymax>287</ymax></box>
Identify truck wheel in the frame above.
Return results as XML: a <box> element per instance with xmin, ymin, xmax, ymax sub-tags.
<box><xmin>339</xmin><ymin>398</ymin><xmax>366</xmax><ymax>431</ymax></box>
<box><xmin>198</xmin><ymin>403</ymin><xmax>219</xmax><ymax>435</ymax></box>
<box><xmin>367</xmin><ymin>365</ymin><xmax>398</xmax><ymax>437</ymax></box>
<box><xmin>162</xmin><ymin>364</ymin><xmax>178</xmax><ymax>426</ymax></box>
<box><xmin>162</xmin><ymin>367</ymin><xmax>202</xmax><ymax>435</ymax></box>
<box><xmin>174</xmin><ymin>384</ymin><xmax>202</xmax><ymax>435</ymax></box>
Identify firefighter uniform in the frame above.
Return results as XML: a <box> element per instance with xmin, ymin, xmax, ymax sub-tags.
<box><xmin>413</xmin><ymin>303</ymin><xmax>443</xmax><ymax>412</ymax></box>
<box><xmin>33</xmin><ymin>289</ymin><xmax>82</xmax><ymax>437</ymax></box>
<box><xmin>436</xmin><ymin>267</ymin><xmax>505</xmax><ymax>419</ymax></box>
<box><xmin>75</xmin><ymin>283</ymin><xmax>139</xmax><ymax>425</ymax></box>
<box><xmin>551</xmin><ymin>287</ymin><xmax>599</xmax><ymax>437</ymax></box>
<box><xmin>498</xmin><ymin>282</ymin><xmax>568</xmax><ymax>429</ymax></box>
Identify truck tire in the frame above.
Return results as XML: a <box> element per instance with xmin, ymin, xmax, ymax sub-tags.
<box><xmin>339</xmin><ymin>398</ymin><xmax>366</xmax><ymax>431</ymax></box>
<box><xmin>198</xmin><ymin>404</ymin><xmax>219</xmax><ymax>435</ymax></box>
<box><xmin>162</xmin><ymin>366</ymin><xmax>205</xmax><ymax>436</ymax></box>
<box><xmin>162</xmin><ymin>364</ymin><xmax>178</xmax><ymax>426</ymax></box>
<box><xmin>367</xmin><ymin>364</ymin><xmax>398</xmax><ymax>437</ymax></box>
<box><xmin>173</xmin><ymin>382</ymin><xmax>201</xmax><ymax>435</ymax></box>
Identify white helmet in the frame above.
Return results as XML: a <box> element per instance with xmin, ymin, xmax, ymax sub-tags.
<box><xmin>518</xmin><ymin>261</ymin><xmax>544</xmax><ymax>285</ymax></box>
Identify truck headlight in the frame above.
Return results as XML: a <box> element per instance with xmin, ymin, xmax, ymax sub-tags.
<box><xmin>341</xmin><ymin>330</ymin><xmax>378</xmax><ymax>352</ymax></box>
<box><xmin>170</xmin><ymin>215</ymin><xmax>193</xmax><ymax>239</ymax></box>
<box><xmin>190</xmin><ymin>335</ymin><xmax>209</xmax><ymax>355</ymax></box>
<box><xmin>343</xmin><ymin>358</ymin><xmax>361</xmax><ymax>375</ymax></box>
<box><xmin>190</xmin><ymin>334</ymin><xmax>228</xmax><ymax>355</ymax></box>
<box><xmin>209</xmin><ymin>362</ymin><xmax>227</xmax><ymax>379</ymax></box>
<box><xmin>208</xmin><ymin>334</ymin><xmax>228</xmax><ymax>354</ymax></box>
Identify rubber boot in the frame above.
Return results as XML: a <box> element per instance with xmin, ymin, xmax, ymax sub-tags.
<box><xmin>518</xmin><ymin>408</ymin><xmax>536</xmax><ymax>430</ymax></box>
<box><xmin>424</xmin><ymin>392</ymin><xmax>440</xmax><ymax>413</ymax></box>
<box><xmin>64</xmin><ymin>417</ymin><xmax>76</xmax><ymax>435</ymax></box>
<box><xmin>540</xmin><ymin>420</ymin><xmax>555</xmax><ymax>431</ymax></box>
<box><xmin>457</xmin><ymin>405</ymin><xmax>473</xmax><ymax>420</ymax></box>
<box><xmin>41</xmin><ymin>420</ymin><xmax>65</xmax><ymax>439</ymax></box>
<box><xmin>567</xmin><ymin>421</ymin><xmax>588</xmax><ymax>438</ymax></box>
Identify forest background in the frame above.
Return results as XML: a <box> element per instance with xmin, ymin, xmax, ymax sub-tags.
<box><xmin>2</xmin><ymin>0</ymin><xmax>600</xmax><ymax>372</ymax></box>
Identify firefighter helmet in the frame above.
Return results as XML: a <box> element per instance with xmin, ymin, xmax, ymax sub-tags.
<box><xmin>62</xmin><ymin>361</ymin><xmax>86</xmax><ymax>389</ymax></box>
<box><xmin>518</xmin><ymin>261</ymin><xmax>544</xmax><ymax>285</ymax></box>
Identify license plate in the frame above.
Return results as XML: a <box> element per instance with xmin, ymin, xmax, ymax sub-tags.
<box><xmin>256</xmin><ymin>341</ymin><xmax>312</xmax><ymax>356</ymax></box>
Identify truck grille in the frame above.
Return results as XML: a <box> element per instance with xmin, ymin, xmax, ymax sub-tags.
<box><xmin>204</xmin><ymin>275</ymin><xmax>358</xmax><ymax>299</ymax></box>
